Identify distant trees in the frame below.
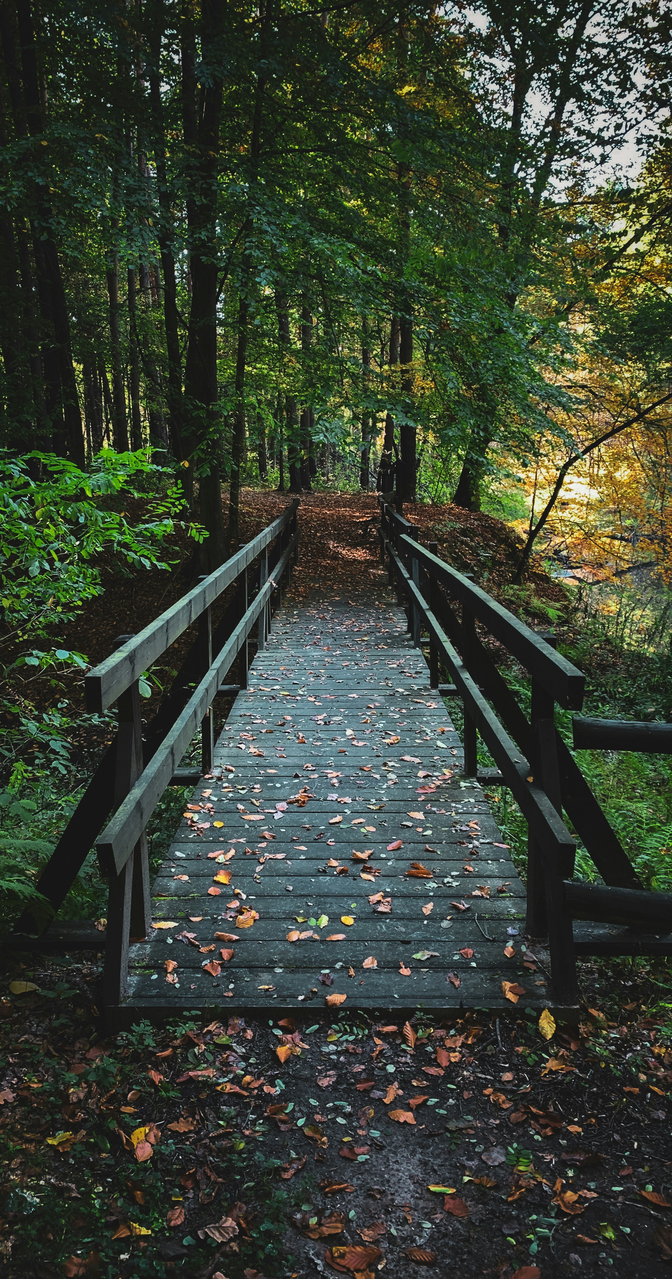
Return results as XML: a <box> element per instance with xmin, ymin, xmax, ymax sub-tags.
<box><xmin>0</xmin><ymin>0</ymin><xmax>670</xmax><ymax>563</ymax></box>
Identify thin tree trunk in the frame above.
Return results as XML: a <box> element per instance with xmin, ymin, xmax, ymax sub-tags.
<box><xmin>257</xmin><ymin>411</ymin><xmax>267</xmax><ymax>479</ymax></box>
<box><xmin>182</xmin><ymin>0</ymin><xmax>226</xmax><ymax>569</ymax></box>
<box><xmin>127</xmin><ymin>265</ymin><xmax>142</xmax><ymax>449</ymax></box>
<box><xmin>300</xmin><ymin>297</ymin><xmax>312</xmax><ymax>491</ymax></box>
<box><xmin>106</xmin><ymin>247</ymin><xmax>129</xmax><ymax>451</ymax></box>
<box><xmin>378</xmin><ymin>315</ymin><xmax>399</xmax><ymax>495</ymax></box>
<box><xmin>360</xmin><ymin>329</ymin><xmax>371</xmax><ymax>490</ymax></box>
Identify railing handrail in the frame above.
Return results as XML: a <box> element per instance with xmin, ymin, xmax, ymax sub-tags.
<box><xmin>392</xmin><ymin>527</ymin><xmax>585</xmax><ymax>711</ymax></box>
<box><xmin>96</xmin><ymin>531</ymin><xmax>297</xmax><ymax>877</ymax></box>
<box><xmin>86</xmin><ymin>500</ymin><xmax>299</xmax><ymax>712</ymax></box>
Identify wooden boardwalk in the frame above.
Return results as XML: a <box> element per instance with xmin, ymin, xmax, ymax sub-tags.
<box><xmin>126</xmin><ymin>585</ymin><xmax>560</xmax><ymax>1019</ymax></box>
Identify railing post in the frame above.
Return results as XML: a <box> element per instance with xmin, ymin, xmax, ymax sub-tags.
<box><xmin>428</xmin><ymin>540</ymin><xmax>439</xmax><ymax>688</ymax></box>
<box><xmin>527</xmin><ymin>634</ymin><xmax>578</xmax><ymax>1001</ymax></box>
<box><xmin>241</xmin><ymin>564</ymin><xmax>249</xmax><ymax>689</ymax></box>
<box><xmin>409</xmin><ymin>525</ymin><xmax>421</xmax><ymax>648</ymax></box>
<box><xmin>103</xmin><ymin>634</ymin><xmax>151</xmax><ymax>1007</ymax></box>
<box><xmin>258</xmin><ymin>545</ymin><xmax>269</xmax><ymax>651</ymax></box>
<box><xmin>461</xmin><ymin>578</ymin><xmax>477</xmax><ymax>776</ymax></box>
<box><xmin>198</xmin><ymin>576</ymin><xmax>214</xmax><ymax>774</ymax></box>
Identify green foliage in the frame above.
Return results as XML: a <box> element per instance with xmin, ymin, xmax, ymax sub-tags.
<box><xmin>0</xmin><ymin>788</ymin><xmax>53</xmax><ymax>937</ymax></box>
<box><xmin>0</xmin><ymin>450</ymin><xmax>186</xmax><ymax>642</ymax></box>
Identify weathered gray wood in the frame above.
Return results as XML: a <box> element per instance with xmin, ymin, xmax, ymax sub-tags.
<box><xmin>398</xmin><ymin>535</ymin><xmax>585</xmax><ymax>709</ymax></box>
<box><xmin>564</xmin><ymin>880</ymin><xmax>672</xmax><ymax>929</ymax></box>
<box><xmin>573</xmin><ymin>716</ymin><xmax>672</xmax><ymax>754</ymax></box>
<box><xmin>96</xmin><ymin>533</ymin><xmax>297</xmax><ymax>876</ymax></box>
<box><xmin>86</xmin><ymin>500</ymin><xmax>299</xmax><ymax>712</ymax></box>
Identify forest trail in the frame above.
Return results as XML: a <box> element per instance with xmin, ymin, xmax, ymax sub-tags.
<box><xmin>123</xmin><ymin>532</ymin><xmax>558</xmax><ymax>1020</ymax></box>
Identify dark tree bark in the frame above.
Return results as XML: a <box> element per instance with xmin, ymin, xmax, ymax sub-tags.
<box><xmin>299</xmin><ymin>298</ymin><xmax>312</xmax><ymax>491</ymax></box>
<box><xmin>127</xmin><ymin>266</ymin><xmax>142</xmax><ymax>450</ymax></box>
<box><xmin>181</xmin><ymin>0</ymin><xmax>226</xmax><ymax>568</ymax></box>
<box><xmin>0</xmin><ymin>0</ymin><xmax>83</xmax><ymax>464</ymax></box>
<box><xmin>106</xmin><ymin>246</ymin><xmax>129</xmax><ymax>452</ymax></box>
<box><xmin>378</xmin><ymin>315</ymin><xmax>399</xmax><ymax>495</ymax></box>
<box><xmin>276</xmin><ymin>291</ymin><xmax>301</xmax><ymax>492</ymax></box>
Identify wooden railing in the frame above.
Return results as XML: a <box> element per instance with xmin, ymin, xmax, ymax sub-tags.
<box><xmin>380</xmin><ymin>500</ymin><xmax>672</xmax><ymax>1001</ymax></box>
<box><xmin>17</xmin><ymin>500</ymin><xmax>299</xmax><ymax>1006</ymax></box>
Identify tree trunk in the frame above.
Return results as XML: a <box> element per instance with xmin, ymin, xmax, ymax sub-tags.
<box><xmin>182</xmin><ymin>0</ymin><xmax>226</xmax><ymax>569</ymax></box>
<box><xmin>127</xmin><ymin>266</ymin><xmax>142</xmax><ymax>449</ymax></box>
<box><xmin>257</xmin><ymin>412</ymin><xmax>267</xmax><ymax>479</ymax></box>
<box><xmin>360</xmin><ymin>332</ymin><xmax>371</xmax><ymax>490</ymax></box>
<box><xmin>0</xmin><ymin>0</ymin><xmax>83</xmax><ymax>463</ymax></box>
<box><xmin>398</xmin><ymin>307</ymin><xmax>415</xmax><ymax>502</ymax></box>
<box><xmin>300</xmin><ymin>298</ymin><xmax>312</xmax><ymax>490</ymax></box>
<box><xmin>106</xmin><ymin>247</ymin><xmax>129</xmax><ymax>451</ymax></box>
<box><xmin>378</xmin><ymin>315</ymin><xmax>399</xmax><ymax>495</ymax></box>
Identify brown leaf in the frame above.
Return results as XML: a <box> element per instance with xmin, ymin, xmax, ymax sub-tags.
<box><xmin>388</xmin><ymin>1108</ymin><xmax>416</xmax><ymax>1124</ymax></box>
<box><xmin>326</xmin><ymin>992</ymin><xmax>347</xmax><ymax>1006</ymax></box>
<box><xmin>327</xmin><ymin>933</ymin><xmax>346</xmax><ymax>940</ymax></box>
<box><xmin>317</xmin><ymin>1072</ymin><xmax>338</xmax><ymax>1087</ymax></box>
<box><xmin>403</xmin><ymin>1021</ymin><xmax>417</xmax><ymax>1049</ymax></box>
<box><xmin>322</xmin><ymin>1180</ymin><xmax>356</xmax><ymax>1194</ymax></box>
<box><xmin>501</xmin><ymin>981</ymin><xmax>526</xmax><ymax>1004</ymax></box>
<box><xmin>198</xmin><ymin>1215</ymin><xmax>239</xmax><ymax>1243</ymax></box>
<box><xmin>202</xmin><ymin>960</ymin><xmax>221</xmax><ymax>977</ymax></box>
<box><xmin>280</xmin><ymin>1154</ymin><xmax>306</xmax><ymax>1179</ymax></box>
<box><xmin>447</xmin><ymin>972</ymin><xmax>461</xmax><ymax>988</ymax></box>
<box><xmin>220</xmin><ymin>949</ymin><xmax>234</xmax><ymax>962</ymax></box>
<box><xmin>276</xmin><ymin>1044</ymin><xmax>292</xmax><ymax>1064</ymax></box>
<box><xmin>387</xmin><ymin>839</ymin><xmax>403</xmax><ymax>850</ymax></box>
<box><xmin>408</xmin><ymin>1095</ymin><xmax>428</xmax><ymax>1109</ymax></box>
<box><xmin>167</xmin><ymin>1116</ymin><xmax>196</xmax><ymax>1133</ymax></box>
<box><xmin>304</xmin><ymin>1123</ymin><xmax>328</xmax><ymax>1147</ymax></box>
<box><xmin>444</xmin><ymin>1197</ymin><xmax>469</xmax><ymax>1217</ymax></box>
<box><xmin>362</xmin><ymin>956</ymin><xmax>377</xmax><ymax>969</ymax></box>
<box><xmin>405</xmin><ymin>1248</ymin><xmax>437</xmax><ymax>1265</ymax></box>
<box><xmin>325</xmin><ymin>1244</ymin><xmax>381</xmax><ymax>1273</ymax></box>
<box><xmin>214</xmin><ymin>931</ymin><xmax>238</xmax><ymax>942</ymax></box>
<box><xmin>511</xmin><ymin>1270</ymin><xmax>541</xmax><ymax>1279</ymax></box>
<box><xmin>641</xmin><ymin>1190</ymin><xmax>671</xmax><ymax>1207</ymax></box>
<box><xmin>654</xmin><ymin>1225</ymin><xmax>672</xmax><ymax>1259</ymax></box>
<box><xmin>399</xmin><ymin>963</ymin><xmax>411</xmax><ymax>975</ymax></box>
<box><xmin>358</xmin><ymin>1221</ymin><xmax>387</xmax><ymax>1241</ymax></box>
<box><xmin>421</xmin><ymin>902</ymin><xmax>434</xmax><ymax>916</ymax></box>
<box><xmin>166</xmin><ymin>1206</ymin><xmax>185</xmax><ymax>1227</ymax></box>
<box><xmin>300</xmin><ymin>1210</ymin><xmax>345</xmax><ymax>1238</ymax></box>
<box><xmin>406</xmin><ymin>862</ymin><xmax>432</xmax><ymax>877</ymax></box>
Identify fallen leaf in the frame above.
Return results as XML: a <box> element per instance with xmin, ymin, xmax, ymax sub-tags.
<box><xmin>281</xmin><ymin>1154</ymin><xmax>307</xmax><ymax>1179</ymax></box>
<box><xmin>541</xmin><ymin>1057</ymin><xmax>577</xmax><ymax>1076</ymax></box>
<box><xmin>399</xmin><ymin>963</ymin><xmax>411</xmax><ymax>975</ymax></box>
<box><xmin>511</xmin><ymin>1270</ymin><xmax>541</xmax><ymax>1279</ymax></box>
<box><xmin>326</xmin><ymin>1244</ymin><xmax>381</xmax><ymax>1273</ymax></box>
<box><xmin>406</xmin><ymin>862</ymin><xmax>432</xmax><ymax>878</ymax></box>
<box><xmin>412</xmin><ymin>950</ymin><xmax>439</xmax><ymax>960</ymax></box>
<box><xmin>276</xmin><ymin>1044</ymin><xmax>292</xmax><ymax>1063</ymax></box>
<box><xmin>641</xmin><ymin>1190</ymin><xmax>671</xmax><ymax>1207</ymax></box>
<box><xmin>406</xmin><ymin>1247</ymin><xmax>437</xmax><ymax>1265</ymax></box>
<box><xmin>167</xmin><ymin>1206</ymin><xmax>185</xmax><ymax>1227</ymax></box>
<box><xmin>326</xmin><ymin>992</ymin><xmax>347</xmax><ymax>1006</ymax></box>
<box><xmin>213</xmin><ymin>870</ymin><xmax>232</xmax><ymax>884</ymax></box>
<box><xmin>501</xmin><ymin>981</ymin><xmax>526</xmax><ymax>1004</ymax></box>
<box><xmin>202</xmin><ymin>960</ymin><xmax>221</xmax><ymax>977</ymax></box>
<box><xmin>207</xmin><ymin>886</ymin><xmax>221</xmax><ymax>896</ymax></box>
<box><xmin>340</xmin><ymin>916</ymin><xmax>354</xmax><ymax>925</ymax></box>
<box><xmin>408</xmin><ymin>1095</ymin><xmax>428</xmax><ymax>1109</ymax></box>
<box><xmin>167</xmin><ymin>1116</ymin><xmax>196</xmax><ymax>1133</ymax></box>
<box><xmin>317</xmin><ymin>1072</ymin><xmax>337</xmax><ymax>1087</ymax></box>
<box><xmin>151</xmin><ymin>921</ymin><xmax>177</xmax><ymax>929</ymax></box>
<box><xmin>428</xmin><ymin>1185</ymin><xmax>455</xmax><ymax>1194</ymax></box>
<box><xmin>287</xmin><ymin>930</ymin><xmax>300</xmax><ymax>942</ymax></box>
<box><xmin>327</xmin><ymin>933</ymin><xmax>346</xmax><ymax>940</ymax></box>
<box><xmin>8</xmin><ymin>980</ymin><xmax>39</xmax><ymax>995</ymax></box>
<box><xmin>199</xmin><ymin>1215</ymin><xmax>239</xmax><ymax>1243</ymax></box>
<box><xmin>387</xmin><ymin>839</ymin><xmax>403</xmax><ymax>850</ymax></box>
<box><xmin>444</xmin><ymin>1197</ymin><xmax>469</xmax><ymax>1217</ymax></box>
<box><xmin>654</xmin><ymin>1225</ymin><xmax>672</xmax><ymax>1258</ymax></box>
<box><xmin>362</xmin><ymin>956</ymin><xmax>377</xmax><ymax>969</ymax></box>
<box><xmin>329</xmin><ymin>816</ymin><xmax>343</xmax><ymax>824</ymax></box>
<box><xmin>447</xmin><ymin>972</ymin><xmax>461</xmax><ymax>988</ymax></box>
<box><xmin>358</xmin><ymin>1221</ymin><xmax>387</xmax><ymax>1241</ymax></box>
<box><xmin>539</xmin><ymin>1009</ymin><xmax>556</xmax><ymax>1040</ymax></box>
<box><xmin>388</xmin><ymin>1109</ymin><xmax>416</xmax><ymax>1124</ymax></box>
<box><xmin>421</xmin><ymin>902</ymin><xmax>434</xmax><ymax>916</ymax></box>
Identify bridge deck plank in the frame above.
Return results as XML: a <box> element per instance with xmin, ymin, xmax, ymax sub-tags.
<box><xmin>121</xmin><ymin>591</ymin><xmax>567</xmax><ymax>1020</ymax></box>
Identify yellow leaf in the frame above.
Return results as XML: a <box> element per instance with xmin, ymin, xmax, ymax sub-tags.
<box><xmin>276</xmin><ymin>1044</ymin><xmax>292</xmax><ymax>1063</ymax></box>
<box><xmin>213</xmin><ymin>820</ymin><xmax>224</xmax><ymax>828</ymax></box>
<box><xmin>130</xmin><ymin>1222</ymin><xmax>153</xmax><ymax>1236</ymax></box>
<box><xmin>341</xmin><ymin>916</ymin><xmax>354</xmax><ymax>925</ymax></box>
<box><xmin>46</xmin><ymin>1131</ymin><xmax>74</xmax><ymax>1147</ymax></box>
<box><xmin>539</xmin><ymin>1009</ymin><xmax>556</xmax><ymax>1040</ymax></box>
<box><xmin>130</xmin><ymin>1126</ymin><xmax>149</xmax><ymax>1148</ymax></box>
<box><xmin>151</xmin><ymin>921</ymin><xmax>177</xmax><ymax>929</ymax></box>
<box><xmin>9</xmin><ymin>980</ymin><xmax>39</xmax><ymax>995</ymax></box>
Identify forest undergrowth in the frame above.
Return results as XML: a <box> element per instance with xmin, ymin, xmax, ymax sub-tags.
<box><xmin>1</xmin><ymin>488</ymin><xmax>671</xmax><ymax>1278</ymax></box>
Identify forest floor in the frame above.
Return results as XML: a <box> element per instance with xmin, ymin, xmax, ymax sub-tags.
<box><xmin>1</xmin><ymin>489</ymin><xmax>671</xmax><ymax>1279</ymax></box>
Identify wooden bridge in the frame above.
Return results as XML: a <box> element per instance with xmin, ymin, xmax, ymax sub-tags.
<box><xmin>14</xmin><ymin>499</ymin><xmax>672</xmax><ymax>1027</ymax></box>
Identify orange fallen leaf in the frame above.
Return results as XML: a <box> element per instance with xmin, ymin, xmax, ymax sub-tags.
<box><xmin>207</xmin><ymin>886</ymin><xmax>221</xmax><ymax>896</ymax></box>
<box><xmin>388</xmin><ymin>1108</ymin><xmax>416</xmax><ymax>1124</ymax></box>
<box><xmin>406</xmin><ymin>862</ymin><xmax>432</xmax><ymax>878</ymax></box>
<box><xmin>421</xmin><ymin>902</ymin><xmax>434</xmax><ymax>916</ymax></box>
<box><xmin>641</xmin><ymin>1190</ymin><xmax>671</xmax><ymax>1207</ymax></box>
<box><xmin>326</xmin><ymin>992</ymin><xmax>347</xmax><ymax>1006</ymax></box>
<box><xmin>276</xmin><ymin>1044</ymin><xmax>292</xmax><ymax>1063</ymax></box>
<box><xmin>287</xmin><ymin>930</ymin><xmax>300</xmax><ymax>942</ymax></box>
<box><xmin>327</xmin><ymin>933</ymin><xmax>346</xmax><ymax>940</ymax></box>
<box><xmin>399</xmin><ymin>963</ymin><xmax>411</xmax><ymax>975</ymax></box>
<box><xmin>213</xmin><ymin>870</ymin><xmax>232</xmax><ymax>884</ymax></box>
<box><xmin>387</xmin><ymin>839</ymin><xmax>403</xmax><ymax>850</ymax></box>
<box><xmin>167</xmin><ymin>1206</ymin><xmax>185</xmax><ymax>1227</ymax></box>
<box><xmin>362</xmin><ymin>956</ymin><xmax>377</xmax><ymax>969</ymax></box>
<box><xmin>403</xmin><ymin>1021</ymin><xmax>417</xmax><ymax>1049</ymax></box>
<box><xmin>219</xmin><ymin>949</ymin><xmax>234</xmax><ymax>962</ymax></box>
<box><xmin>501</xmin><ymin>981</ymin><xmax>526</xmax><ymax>1004</ymax></box>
